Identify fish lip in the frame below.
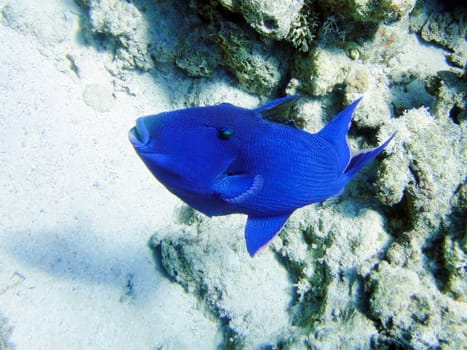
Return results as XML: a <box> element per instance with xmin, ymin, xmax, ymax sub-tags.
<box><xmin>128</xmin><ymin>117</ymin><xmax>150</xmax><ymax>147</ymax></box>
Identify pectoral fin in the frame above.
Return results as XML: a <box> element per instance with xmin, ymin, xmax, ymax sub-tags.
<box><xmin>245</xmin><ymin>214</ymin><xmax>291</xmax><ymax>256</ymax></box>
<box><xmin>213</xmin><ymin>174</ymin><xmax>263</xmax><ymax>204</ymax></box>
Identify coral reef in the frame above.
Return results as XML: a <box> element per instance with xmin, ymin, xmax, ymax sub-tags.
<box><xmin>293</xmin><ymin>46</ymin><xmax>351</xmax><ymax>96</ymax></box>
<box><xmin>77</xmin><ymin>0</ymin><xmax>221</xmax><ymax>78</ymax></box>
<box><xmin>239</xmin><ymin>0</ymin><xmax>304</xmax><ymax>40</ymax></box>
<box><xmin>76</xmin><ymin>0</ymin><xmax>293</xmax><ymax>96</ymax></box>
<box><xmin>410</xmin><ymin>2</ymin><xmax>467</xmax><ymax>69</ymax></box>
<box><xmin>73</xmin><ymin>0</ymin><xmax>466</xmax><ymax>348</ymax></box>
<box><xmin>376</xmin><ymin>105</ymin><xmax>465</xmax><ymax>212</ymax></box>
<box><xmin>149</xmin><ymin>212</ymin><xmax>292</xmax><ymax>349</ymax></box>
<box><xmin>286</xmin><ymin>8</ymin><xmax>317</xmax><ymax>53</ymax></box>
<box><xmin>318</xmin><ymin>0</ymin><xmax>416</xmax><ymax>23</ymax></box>
<box><xmin>189</xmin><ymin>0</ymin><xmax>291</xmax><ymax>95</ymax></box>
<box><xmin>367</xmin><ymin>261</ymin><xmax>466</xmax><ymax>349</ymax></box>
<box><xmin>212</xmin><ymin>21</ymin><xmax>288</xmax><ymax>96</ymax></box>
<box><xmin>78</xmin><ymin>0</ymin><xmax>154</xmax><ymax>71</ymax></box>
<box><xmin>217</xmin><ymin>0</ymin><xmax>308</xmax><ymax>44</ymax></box>
<box><xmin>273</xmin><ymin>201</ymin><xmax>391</xmax><ymax>348</ymax></box>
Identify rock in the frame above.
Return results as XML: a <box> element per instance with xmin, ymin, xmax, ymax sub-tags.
<box><xmin>150</xmin><ymin>214</ymin><xmax>292</xmax><ymax>349</ymax></box>
<box><xmin>213</xmin><ymin>21</ymin><xmax>287</xmax><ymax>96</ymax></box>
<box><xmin>376</xmin><ymin>106</ymin><xmax>465</xmax><ymax>222</ymax></box>
<box><xmin>376</xmin><ymin>105</ymin><xmax>465</xmax><ymax>233</ymax></box>
<box><xmin>78</xmin><ymin>0</ymin><xmax>220</xmax><ymax>78</ymax></box>
<box><xmin>368</xmin><ymin>261</ymin><xmax>467</xmax><ymax>349</ymax></box>
<box><xmin>343</xmin><ymin>63</ymin><xmax>394</xmax><ymax>129</ymax></box>
<box><xmin>442</xmin><ymin>182</ymin><xmax>467</xmax><ymax>301</ymax></box>
<box><xmin>411</xmin><ymin>5</ymin><xmax>467</xmax><ymax>69</ymax></box>
<box><xmin>443</xmin><ymin>230</ymin><xmax>467</xmax><ymax>301</ymax></box>
<box><xmin>319</xmin><ymin>0</ymin><xmax>416</xmax><ymax>23</ymax></box>
<box><xmin>175</xmin><ymin>41</ymin><xmax>219</xmax><ymax>78</ymax></box>
<box><xmin>293</xmin><ymin>46</ymin><xmax>351</xmax><ymax>96</ymax></box>
<box><xmin>85</xmin><ymin>0</ymin><xmax>153</xmax><ymax>71</ymax></box>
<box><xmin>420</xmin><ymin>12</ymin><xmax>467</xmax><ymax>51</ymax></box>
<box><xmin>240</xmin><ymin>0</ymin><xmax>304</xmax><ymax>40</ymax></box>
<box><xmin>217</xmin><ymin>0</ymin><xmax>241</xmax><ymax>13</ymax></box>
<box><xmin>273</xmin><ymin>201</ymin><xmax>391</xmax><ymax>348</ymax></box>
<box><xmin>82</xmin><ymin>83</ymin><xmax>115</xmax><ymax>112</ymax></box>
<box><xmin>1</xmin><ymin>0</ymin><xmax>78</xmax><ymax>60</ymax></box>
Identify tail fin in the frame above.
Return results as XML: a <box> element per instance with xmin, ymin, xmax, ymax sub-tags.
<box><xmin>343</xmin><ymin>133</ymin><xmax>396</xmax><ymax>180</ymax></box>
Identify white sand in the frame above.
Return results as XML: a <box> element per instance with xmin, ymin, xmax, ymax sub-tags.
<box><xmin>0</xmin><ymin>1</ymin><xmax>222</xmax><ymax>348</ymax></box>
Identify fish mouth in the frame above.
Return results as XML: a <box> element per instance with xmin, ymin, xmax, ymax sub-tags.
<box><xmin>128</xmin><ymin>117</ymin><xmax>150</xmax><ymax>147</ymax></box>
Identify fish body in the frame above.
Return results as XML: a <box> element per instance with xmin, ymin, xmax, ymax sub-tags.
<box><xmin>129</xmin><ymin>95</ymin><xmax>394</xmax><ymax>256</ymax></box>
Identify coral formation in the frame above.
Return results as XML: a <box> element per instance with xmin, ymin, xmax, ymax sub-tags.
<box><xmin>149</xmin><ymin>213</ymin><xmax>292</xmax><ymax>349</ymax></box>
<box><xmin>79</xmin><ymin>0</ymin><xmax>153</xmax><ymax>71</ymax></box>
<box><xmin>273</xmin><ymin>201</ymin><xmax>391</xmax><ymax>348</ymax></box>
<box><xmin>241</xmin><ymin>0</ymin><xmax>304</xmax><ymax>40</ymax></box>
<box><xmin>293</xmin><ymin>46</ymin><xmax>351</xmax><ymax>96</ymax></box>
<box><xmin>286</xmin><ymin>9</ymin><xmax>317</xmax><ymax>53</ymax></box>
<box><xmin>318</xmin><ymin>0</ymin><xmax>416</xmax><ymax>23</ymax></box>
<box><xmin>77</xmin><ymin>0</ymin><xmax>221</xmax><ymax>79</ymax></box>
<box><xmin>73</xmin><ymin>0</ymin><xmax>466</xmax><ymax>348</ymax></box>
<box><xmin>212</xmin><ymin>21</ymin><xmax>288</xmax><ymax>96</ymax></box>
<box><xmin>443</xmin><ymin>182</ymin><xmax>467</xmax><ymax>301</ymax></box>
<box><xmin>367</xmin><ymin>261</ymin><xmax>466</xmax><ymax>349</ymax></box>
<box><xmin>410</xmin><ymin>3</ymin><xmax>467</xmax><ymax>69</ymax></box>
<box><xmin>376</xmin><ymin>106</ymin><xmax>464</xmax><ymax>211</ymax></box>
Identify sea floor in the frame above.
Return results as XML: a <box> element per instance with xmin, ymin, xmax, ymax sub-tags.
<box><xmin>0</xmin><ymin>1</ymin><xmax>223</xmax><ymax>348</ymax></box>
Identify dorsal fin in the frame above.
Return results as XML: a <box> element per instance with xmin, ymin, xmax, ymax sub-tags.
<box><xmin>318</xmin><ymin>98</ymin><xmax>362</xmax><ymax>173</ymax></box>
<box><xmin>254</xmin><ymin>94</ymin><xmax>300</xmax><ymax>125</ymax></box>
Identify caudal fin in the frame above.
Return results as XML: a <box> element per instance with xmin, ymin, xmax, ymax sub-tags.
<box><xmin>344</xmin><ymin>133</ymin><xmax>396</xmax><ymax>180</ymax></box>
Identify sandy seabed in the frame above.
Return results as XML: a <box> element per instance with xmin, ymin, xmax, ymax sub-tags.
<box><xmin>1</xmin><ymin>0</ymin><xmax>466</xmax><ymax>349</ymax></box>
<box><xmin>0</xmin><ymin>0</ymin><xmax>225</xmax><ymax>348</ymax></box>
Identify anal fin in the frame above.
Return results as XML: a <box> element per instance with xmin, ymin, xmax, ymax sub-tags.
<box><xmin>245</xmin><ymin>214</ymin><xmax>291</xmax><ymax>257</ymax></box>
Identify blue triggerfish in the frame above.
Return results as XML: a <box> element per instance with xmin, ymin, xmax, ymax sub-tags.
<box><xmin>129</xmin><ymin>95</ymin><xmax>394</xmax><ymax>256</ymax></box>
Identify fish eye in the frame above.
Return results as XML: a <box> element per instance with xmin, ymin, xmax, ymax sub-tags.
<box><xmin>218</xmin><ymin>128</ymin><xmax>234</xmax><ymax>140</ymax></box>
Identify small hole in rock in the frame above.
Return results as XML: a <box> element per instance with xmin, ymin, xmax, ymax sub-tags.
<box><xmin>449</xmin><ymin>105</ymin><xmax>461</xmax><ymax>125</ymax></box>
<box><xmin>263</xmin><ymin>17</ymin><xmax>278</xmax><ymax>30</ymax></box>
